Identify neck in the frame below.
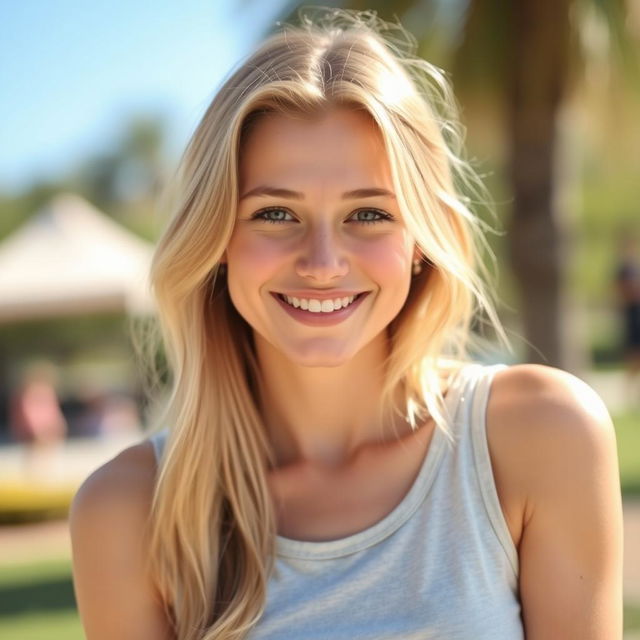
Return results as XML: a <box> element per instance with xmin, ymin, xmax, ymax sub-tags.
<box><xmin>254</xmin><ymin>332</ymin><xmax>408</xmax><ymax>469</ymax></box>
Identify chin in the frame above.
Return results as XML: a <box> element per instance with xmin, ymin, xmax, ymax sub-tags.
<box><xmin>280</xmin><ymin>340</ymin><xmax>360</xmax><ymax>368</ymax></box>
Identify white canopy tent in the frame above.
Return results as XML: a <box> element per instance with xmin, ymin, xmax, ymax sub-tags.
<box><xmin>0</xmin><ymin>194</ymin><xmax>155</xmax><ymax>323</ymax></box>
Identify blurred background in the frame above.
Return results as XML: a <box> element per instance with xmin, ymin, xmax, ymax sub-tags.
<box><xmin>0</xmin><ymin>0</ymin><xmax>639</xmax><ymax>637</ymax></box>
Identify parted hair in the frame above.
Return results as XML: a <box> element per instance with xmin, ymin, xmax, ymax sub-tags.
<box><xmin>146</xmin><ymin>8</ymin><xmax>504</xmax><ymax>639</ymax></box>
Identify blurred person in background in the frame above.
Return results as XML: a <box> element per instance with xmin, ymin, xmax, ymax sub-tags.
<box><xmin>616</xmin><ymin>231</ymin><xmax>640</xmax><ymax>408</ymax></box>
<box><xmin>69</xmin><ymin>9</ymin><xmax>623</xmax><ymax>640</ymax></box>
<box><xmin>9</xmin><ymin>361</ymin><xmax>67</xmax><ymax>479</ymax></box>
<box><xmin>75</xmin><ymin>387</ymin><xmax>141</xmax><ymax>438</ymax></box>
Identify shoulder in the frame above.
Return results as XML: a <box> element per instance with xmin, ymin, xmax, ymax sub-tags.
<box><xmin>70</xmin><ymin>440</ymin><xmax>158</xmax><ymax>565</ymax></box>
<box><xmin>485</xmin><ymin>364</ymin><xmax>621</xmax><ymax>551</ymax></box>
<box><xmin>484</xmin><ymin>364</ymin><xmax>618</xmax><ymax>532</ymax></box>
<box><xmin>69</xmin><ymin>439</ymin><xmax>158</xmax><ymax>571</ymax></box>
<box><xmin>70</xmin><ymin>441</ymin><xmax>172</xmax><ymax>639</ymax></box>
<box><xmin>486</xmin><ymin>366</ymin><xmax>623</xmax><ymax>635</ymax></box>
<box><xmin>71</xmin><ymin>440</ymin><xmax>158</xmax><ymax>524</ymax></box>
<box><xmin>488</xmin><ymin>363</ymin><xmax>613</xmax><ymax>445</ymax></box>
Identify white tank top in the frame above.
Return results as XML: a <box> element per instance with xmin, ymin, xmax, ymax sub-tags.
<box><xmin>149</xmin><ymin>363</ymin><xmax>524</xmax><ymax>639</ymax></box>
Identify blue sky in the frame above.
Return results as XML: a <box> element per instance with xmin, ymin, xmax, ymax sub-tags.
<box><xmin>0</xmin><ymin>1</ymin><xmax>285</xmax><ymax>193</ymax></box>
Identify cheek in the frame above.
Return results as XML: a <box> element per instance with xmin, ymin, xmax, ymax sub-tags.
<box><xmin>226</xmin><ymin>231</ymin><xmax>289</xmax><ymax>279</ymax></box>
<box><xmin>356</xmin><ymin>233</ymin><xmax>413</xmax><ymax>284</ymax></box>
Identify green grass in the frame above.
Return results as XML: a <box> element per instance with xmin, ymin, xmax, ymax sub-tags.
<box><xmin>626</xmin><ymin>602</ymin><xmax>640</xmax><ymax>633</ymax></box>
<box><xmin>614</xmin><ymin>410</ymin><xmax>640</xmax><ymax>497</ymax></box>
<box><xmin>0</xmin><ymin>557</ymin><xmax>83</xmax><ymax>640</ymax></box>
<box><xmin>0</xmin><ymin>610</ymin><xmax>83</xmax><ymax>640</ymax></box>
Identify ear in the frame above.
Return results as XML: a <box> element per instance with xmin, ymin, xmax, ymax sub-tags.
<box><xmin>219</xmin><ymin>251</ymin><xmax>227</xmax><ymax>265</ymax></box>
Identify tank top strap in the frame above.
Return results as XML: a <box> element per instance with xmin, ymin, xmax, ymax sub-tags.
<box><xmin>450</xmin><ymin>362</ymin><xmax>507</xmax><ymax>425</ymax></box>
<box><xmin>148</xmin><ymin>428</ymin><xmax>169</xmax><ymax>463</ymax></box>
<box><xmin>455</xmin><ymin>362</ymin><xmax>518</xmax><ymax>576</ymax></box>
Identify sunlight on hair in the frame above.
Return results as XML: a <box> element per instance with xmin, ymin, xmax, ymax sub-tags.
<box><xmin>377</xmin><ymin>67</ymin><xmax>414</xmax><ymax>106</ymax></box>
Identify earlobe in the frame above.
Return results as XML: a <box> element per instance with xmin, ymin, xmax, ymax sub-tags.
<box><xmin>218</xmin><ymin>253</ymin><xmax>227</xmax><ymax>275</ymax></box>
<box><xmin>412</xmin><ymin>248</ymin><xmax>423</xmax><ymax>276</ymax></box>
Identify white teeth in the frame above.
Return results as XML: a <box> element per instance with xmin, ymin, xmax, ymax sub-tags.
<box><xmin>320</xmin><ymin>300</ymin><xmax>334</xmax><ymax>313</ymax></box>
<box><xmin>280</xmin><ymin>294</ymin><xmax>361</xmax><ymax>313</ymax></box>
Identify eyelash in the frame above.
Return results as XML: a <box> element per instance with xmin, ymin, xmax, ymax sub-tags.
<box><xmin>251</xmin><ymin>207</ymin><xmax>394</xmax><ymax>225</ymax></box>
<box><xmin>250</xmin><ymin>208</ymin><xmax>294</xmax><ymax>224</ymax></box>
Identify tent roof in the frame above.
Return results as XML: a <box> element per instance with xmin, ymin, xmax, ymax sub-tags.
<box><xmin>0</xmin><ymin>193</ymin><xmax>155</xmax><ymax>322</ymax></box>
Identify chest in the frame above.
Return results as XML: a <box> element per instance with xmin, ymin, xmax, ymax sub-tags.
<box><xmin>256</xmin><ymin>502</ymin><xmax>524</xmax><ymax>639</ymax></box>
<box><xmin>268</xmin><ymin>419</ymin><xmax>525</xmax><ymax>550</ymax></box>
<box><xmin>269</xmin><ymin>425</ymin><xmax>434</xmax><ymax>541</ymax></box>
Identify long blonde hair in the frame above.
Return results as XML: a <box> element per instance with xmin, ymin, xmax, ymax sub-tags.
<box><xmin>147</xmin><ymin>9</ymin><xmax>505</xmax><ymax>639</ymax></box>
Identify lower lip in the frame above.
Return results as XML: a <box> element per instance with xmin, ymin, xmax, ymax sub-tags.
<box><xmin>271</xmin><ymin>293</ymin><xmax>370</xmax><ymax>326</ymax></box>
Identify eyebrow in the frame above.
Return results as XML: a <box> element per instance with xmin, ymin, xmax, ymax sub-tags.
<box><xmin>239</xmin><ymin>186</ymin><xmax>396</xmax><ymax>201</ymax></box>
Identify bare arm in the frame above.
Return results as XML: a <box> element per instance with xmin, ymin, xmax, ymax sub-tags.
<box><xmin>494</xmin><ymin>365</ymin><xmax>623</xmax><ymax>639</ymax></box>
<box><xmin>69</xmin><ymin>442</ymin><xmax>174</xmax><ymax>640</ymax></box>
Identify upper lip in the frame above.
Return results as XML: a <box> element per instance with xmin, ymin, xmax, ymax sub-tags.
<box><xmin>272</xmin><ymin>290</ymin><xmax>368</xmax><ymax>300</ymax></box>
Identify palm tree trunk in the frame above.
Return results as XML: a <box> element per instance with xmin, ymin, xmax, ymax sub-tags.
<box><xmin>507</xmin><ymin>0</ymin><xmax>572</xmax><ymax>367</ymax></box>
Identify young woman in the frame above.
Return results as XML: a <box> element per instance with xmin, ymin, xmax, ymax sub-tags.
<box><xmin>70</xmin><ymin>10</ymin><xmax>623</xmax><ymax>640</ymax></box>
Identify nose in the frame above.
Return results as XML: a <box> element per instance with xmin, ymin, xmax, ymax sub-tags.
<box><xmin>295</xmin><ymin>224</ymin><xmax>349</xmax><ymax>282</ymax></box>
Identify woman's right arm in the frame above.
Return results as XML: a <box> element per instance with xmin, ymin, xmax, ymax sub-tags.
<box><xmin>69</xmin><ymin>442</ymin><xmax>174</xmax><ymax>640</ymax></box>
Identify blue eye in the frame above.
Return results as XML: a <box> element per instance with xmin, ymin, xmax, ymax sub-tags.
<box><xmin>350</xmin><ymin>209</ymin><xmax>393</xmax><ymax>225</ymax></box>
<box><xmin>252</xmin><ymin>207</ymin><xmax>295</xmax><ymax>224</ymax></box>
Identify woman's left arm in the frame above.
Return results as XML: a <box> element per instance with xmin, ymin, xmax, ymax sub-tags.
<box><xmin>495</xmin><ymin>365</ymin><xmax>624</xmax><ymax>639</ymax></box>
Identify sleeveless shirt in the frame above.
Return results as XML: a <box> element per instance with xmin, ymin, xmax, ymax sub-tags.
<box><xmin>148</xmin><ymin>363</ymin><xmax>525</xmax><ymax>639</ymax></box>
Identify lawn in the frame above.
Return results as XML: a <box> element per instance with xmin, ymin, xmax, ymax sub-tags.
<box><xmin>0</xmin><ymin>557</ymin><xmax>83</xmax><ymax>640</ymax></box>
<box><xmin>615</xmin><ymin>410</ymin><xmax>640</xmax><ymax>497</ymax></box>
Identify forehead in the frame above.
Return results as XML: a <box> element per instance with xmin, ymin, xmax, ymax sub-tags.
<box><xmin>238</xmin><ymin>107</ymin><xmax>393</xmax><ymax>191</ymax></box>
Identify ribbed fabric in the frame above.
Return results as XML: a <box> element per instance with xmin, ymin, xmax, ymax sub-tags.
<box><xmin>148</xmin><ymin>363</ymin><xmax>524</xmax><ymax>639</ymax></box>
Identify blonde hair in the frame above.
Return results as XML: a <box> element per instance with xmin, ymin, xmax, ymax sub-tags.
<box><xmin>147</xmin><ymin>8</ymin><xmax>505</xmax><ymax>639</ymax></box>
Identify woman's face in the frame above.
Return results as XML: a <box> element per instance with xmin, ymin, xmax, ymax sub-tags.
<box><xmin>225</xmin><ymin>107</ymin><xmax>416</xmax><ymax>367</ymax></box>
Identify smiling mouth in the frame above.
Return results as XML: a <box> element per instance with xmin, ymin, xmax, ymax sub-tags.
<box><xmin>275</xmin><ymin>293</ymin><xmax>366</xmax><ymax>313</ymax></box>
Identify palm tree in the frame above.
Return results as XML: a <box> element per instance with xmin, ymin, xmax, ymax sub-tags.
<box><xmin>247</xmin><ymin>0</ymin><xmax>637</xmax><ymax>369</ymax></box>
